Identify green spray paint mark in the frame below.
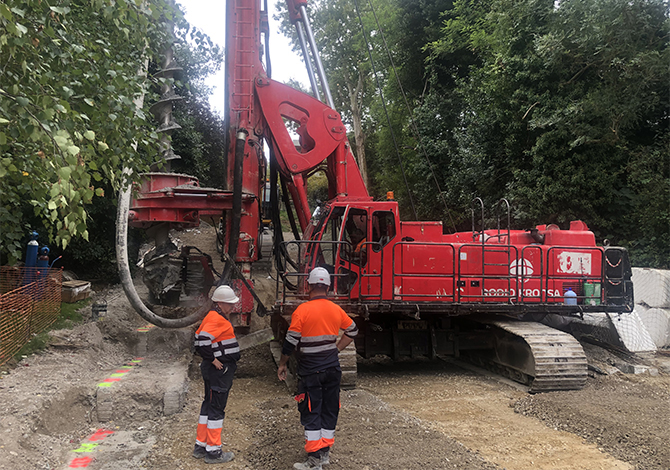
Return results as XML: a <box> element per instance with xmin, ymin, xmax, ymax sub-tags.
<box><xmin>73</xmin><ymin>442</ymin><xmax>99</xmax><ymax>453</ymax></box>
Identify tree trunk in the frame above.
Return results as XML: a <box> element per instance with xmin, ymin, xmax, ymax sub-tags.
<box><xmin>347</xmin><ymin>71</ymin><xmax>368</xmax><ymax>188</ymax></box>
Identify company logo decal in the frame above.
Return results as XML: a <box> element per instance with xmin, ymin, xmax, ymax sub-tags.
<box><xmin>509</xmin><ymin>259</ymin><xmax>534</xmax><ymax>277</ymax></box>
<box><xmin>557</xmin><ymin>252</ymin><xmax>592</xmax><ymax>275</ymax></box>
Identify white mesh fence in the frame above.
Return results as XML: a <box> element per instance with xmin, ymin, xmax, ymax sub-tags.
<box><xmin>542</xmin><ymin>268</ymin><xmax>670</xmax><ymax>352</ymax></box>
<box><xmin>632</xmin><ymin>268</ymin><xmax>670</xmax><ymax>308</ymax></box>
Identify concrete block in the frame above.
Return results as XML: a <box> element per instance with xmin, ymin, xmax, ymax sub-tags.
<box><xmin>96</xmin><ymin>386</ymin><xmax>114</xmax><ymax>422</ymax></box>
<box><xmin>614</xmin><ymin>361</ymin><xmax>658</xmax><ymax>375</ymax></box>
<box><xmin>238</xmin><ymin>328</ymin><xmax>273</xmax><ymax>350</ymax></box>
<box><xmin>163</xmin><ymin>365</ymin><xmax>188</xmax><ymax>416</ymax></box>
<box><xmin>94</xmin><ymin>358</ymin><xmax>190</xmax><ymax>423</ymax></box>
<box><xmin>610</xmin><ymin>309</ymin><xmax>656</xmax><ymax>352</ymax></box>
<box><xmin>632</xmin><ymin>267</ymin><xmax>670</xmax><ymax>308</ymax></box>
<box><xmin>635</xmin><ymin>305</ymin><xmax>670</xmax><ymax>348</ymax></box>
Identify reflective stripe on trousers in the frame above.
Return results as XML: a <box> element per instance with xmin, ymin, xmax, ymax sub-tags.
<box><xmin>297</xmin><ymin>367</ymin><xmax>341</xmax><ymax>453</ymax></box>
<box><xmin>196</xmin><ymin>361</ymin><xmax>235</xmax><ymax>452</ymax></box>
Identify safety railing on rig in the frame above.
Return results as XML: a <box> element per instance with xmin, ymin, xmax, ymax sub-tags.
<box><xmin>275</xmin><ymin>239</ymin><xmax>632</xmax><ymax>313</ymax></box>
<box><xmin>276</xmin><ymin>239</ymin><xmax>383</xmax><ymax>306</ymax></box>
<box><xmin>0</xmin><ymin>267</ymin><xmax>62</xmax><ymax>366</ymax></box>
<box><xmin>390</xmin><ymin>242</ymin><xmax>632</xmax><ymax>310</ymax></box>
<box><xmin>356</xmin><ymin>240</ymin><xmax>383</xmax><ymax>302</ymax></box>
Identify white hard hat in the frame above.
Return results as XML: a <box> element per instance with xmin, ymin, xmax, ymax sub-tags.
<box><xmin>307</xmin><ymin>267</ymin><xmax>331</xmax><ymax>286</ymax></box>
<box><xmin>211</xmin><ymin>285</ymin><xmax>240</xmax><ymax>303</ymax></box>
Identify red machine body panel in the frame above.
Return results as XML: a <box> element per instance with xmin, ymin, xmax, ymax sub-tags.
<box><xmin>279</xmin><ymin>198</ymin><xmax>626</xmax><ymax>312</ymax></box>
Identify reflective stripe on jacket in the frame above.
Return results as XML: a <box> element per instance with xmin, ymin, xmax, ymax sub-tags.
<box><xmin>282</xmin><ymin>298</ymin><xmax>358</xmax><ymax>375</ymax></box>
<box><xmin>195</xmin><ymin>310</ymin><xmax>240</xmax><ymax>364</ymax></box>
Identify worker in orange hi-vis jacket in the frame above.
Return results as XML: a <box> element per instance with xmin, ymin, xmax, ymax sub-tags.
<box><xmin>278</xmin><ymin>267</ymin><xmax>359</xmax><ymax>470</ymax></box>
<box><xmin>193</xmin><ymin>285</ymin><xmax>241</xmax><ymax>464</ymax></box>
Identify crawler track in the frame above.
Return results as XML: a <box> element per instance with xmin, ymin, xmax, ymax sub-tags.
<box><xmin>488</xmin><ymin>321</ymin><xmax>588</xmax><ymax>392</ymax></box>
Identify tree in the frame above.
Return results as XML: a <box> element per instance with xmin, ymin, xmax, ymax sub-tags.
<box><xmin>428</xmin><ymin>0</ymin><xmax>669</xmax><ymax>265</ymax></box>
<box><xmin>276</xmin><ymin>0</ymin><xmax>383</xmax><ymax>187</ymax></box>
<box><xmin>170</xmin><ymin>18</ymin><xmax>226</xmax><ymax>190</ymax></box>
<box><xmin>0</xmin><ymin>0</ymin><xmax>225</xmax><ymax>271</ymax></box>
<box><xmin>0</xmin><ymin>0</ymin><xmax>174</xmax><ymax>263</ymax></box>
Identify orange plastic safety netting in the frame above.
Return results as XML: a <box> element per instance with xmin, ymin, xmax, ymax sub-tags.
<box><xmin>0</xmin><ymin>267</ymin><xmax>62</xmax><ymax>366</ymax></box>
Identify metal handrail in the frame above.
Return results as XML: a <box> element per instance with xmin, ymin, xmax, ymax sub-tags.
<box><xmin>357</xmin><ymin>240</ymin><xmax>383</xmax><ymax>301</ymax></box>
<box><xmin>392</xmin><ymin>242</ymin><xmax>457</xmax><ymax>302</ymax></box>
<box><xmin>276</xmin><ymin>239</ymin><xmax>380</xmax><ymax>304</ymax></box>
<box><xmin>276</xmin><ymin>238</ymin><xmax>629</xmax><ymax>308</ymax></box>
<box><xmin>458</xmin><ymin>243</ymin><xmax>520</xmax><ymax>303</ymax></box>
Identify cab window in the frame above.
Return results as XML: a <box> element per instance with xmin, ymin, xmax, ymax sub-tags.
<box><xmin>317</xmin><ymin>206</ymin><xmax>345</xmax><ymax>266</ymax></box>
<box><xmin>372</xmin><ymin>211</ymin><xmax>396</xmax><ymax>250</ymax></box>
<box><xmin>344</xmin><ymin>208</ymin><xmax>368</xmax><ymax>266</ymax></box>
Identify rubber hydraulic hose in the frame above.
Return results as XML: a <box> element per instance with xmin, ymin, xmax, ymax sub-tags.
<box><xmin>270</xmin><ymin>156</ymin><xmax>297</xmax><ymax>290</ymax></box>
<box><xmin>280</xmin><ymin>175</ymin><xmax>301</xmax><ymax>242</ymax></box>
<box><xmin>116</xmin><ymin>175</ymin><xmax>210</xmax><ymax>328</ymax></box>
<box><xmin>221</xmin><ymin>130</ymin><xmax>248</xmax><ymax>282</ymax></box>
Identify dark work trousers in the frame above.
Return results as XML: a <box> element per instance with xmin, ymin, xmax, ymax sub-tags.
<box><xmin>197</xmin><ymin>360</ymin><xmax>236</xmax><ymax>452</ymax></box>
<box><xmin>297</xmin><ymin>367</ymin><xmax>342</xmax><ymax>454</ymax></box>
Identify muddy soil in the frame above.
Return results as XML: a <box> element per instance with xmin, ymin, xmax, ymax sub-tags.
<box><xmin>1</xmin><ymin>223</ymin><xmax>669</xmax><ymax>470</ymax></box>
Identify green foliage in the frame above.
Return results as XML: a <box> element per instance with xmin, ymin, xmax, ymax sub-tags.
<box><xmin>421</xmin><ymin>0</ymin><xmax>669</xmax><ymax>264</ymax></box>
<box><xmin>52</xmin><ymin>179</ymin><xmax>122</xmax><ymax>280</ymax></box>
<box><xmin>624</xmin><ymin>137</ymin><xmax>670</xmax><ymax>268</ymax></box>
<box><xmin>288</xmin><ymin>0</ymin><xmax>669</xmax><ymax>267</ymax></box>
<box><xmin>0</xmin><ymin>0</ymin><xmax>226</xmax><ymax>277</ymax></box>
<box><xmin>306</xmin><ymin>172</ymin><xmax>329</xmax><ymax>209</ymax></box>
<box><xmin>169</xmin><ymin>14</ymin><xmax>226</xmax><ymax>188</ymax></box>
<box><xmin>0</xmin><ymin>0</ymin><xmax>174</xmax><ymax>264</ymax></box>
<box><xmin>56</xmin><ymin>298</ymin><xmax>88</xmax><ymax>327</ymax></box>
<box><xmin>276</xmin><ymin>0</ymin><xmax>392</xmax><ymax>187</ymax></box>
<box><xmin>287</xmin><ymin>0</ymin><xmax>670</xmax><ymax>271</ymax></box>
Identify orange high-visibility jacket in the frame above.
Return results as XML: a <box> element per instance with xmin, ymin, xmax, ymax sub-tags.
<box><xmin>282</xmin><ymin>297</ymin><xmax>358</xmax><ymax>375</ymax></box>
<box><xmin>195</xmin><ymin>310</ymin><xmax>240</xmax><ymax>365</ymax></box>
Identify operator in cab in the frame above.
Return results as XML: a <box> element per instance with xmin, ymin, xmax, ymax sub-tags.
<box><xmin>277</xmin><ymin>267</ymin><xmax>359</xmax><ymax>470</ymax></box>
<box><xmin>349</xmin><ymin>228</ymin><xmax>367</xmax><ymax>265</ymax></box>
<box><xmin>192</xmin><ymin>285</ymin><xmax>241</xmax><ymax>464</ymax></box>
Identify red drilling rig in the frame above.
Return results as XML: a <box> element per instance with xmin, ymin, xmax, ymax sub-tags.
<box><xmin>116</xmin><ymin>0</ymin><xmax>633</xmax><ymax>392</ymax></box>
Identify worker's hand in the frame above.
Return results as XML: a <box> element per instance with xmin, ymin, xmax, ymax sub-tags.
<box><xmin>212</xmin><ymin>358</ymin><xmax>224</xmax><ymax>370</ymax></box>
<box><xmin>277</xmin><ymin>364</ymin><xmax>287</xmax><ymax>381</ymax></box>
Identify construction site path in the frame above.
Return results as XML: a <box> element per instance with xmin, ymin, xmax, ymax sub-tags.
<box><xmin>1</xmin><ymin>223</ymin><xmax>668</xmax><ymax>470</ymax></box>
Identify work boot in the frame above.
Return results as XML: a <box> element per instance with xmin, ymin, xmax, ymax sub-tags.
<box><xmin>320</xmin><ymin>447</ymin><xmax>330</xmax><ymax>465</ymax></box>
<box><xmin>192</xmin><ymin>444</ymin><xmax>207</xmax><ymax>459</ymax></box>
<box><xmin>293</xmin><ymin>455</ymin><xmax>322</xmax><ymax>470</ymax></box>
<box><xmin>204</xmin><ymin>450</ymin><xmax>235</xmax><ymax>464</ymax></box>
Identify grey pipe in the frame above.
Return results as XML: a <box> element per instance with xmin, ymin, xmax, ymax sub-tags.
<box><xmin>116</xmin><ymin>175</ymin><xmax>210</xmax><ymax>328</ymax></box>
<box><xmin>296</xmin><ymin>21</ymin><xmax>321</xmax><ymax>101</ymax></box>
<box><xmin>299</xmin><ymin>4</ymin><xmax>334</xmax><ymax>108</ymax></box>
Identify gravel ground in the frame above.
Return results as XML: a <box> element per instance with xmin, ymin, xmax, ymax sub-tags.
<box><xmin>514</xmin><ymin>373</ymin><xmax>670</xmax><ymax>470</ymax></box>
<box><xmin>1</xmin><ymin>223</ymin><xmax>668</xmax><ymax>470</ymax></box>
<box><xmin>144</xmin><ymin>343</ymin><xmax>500</xmax><ymax>470</ymax></box>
